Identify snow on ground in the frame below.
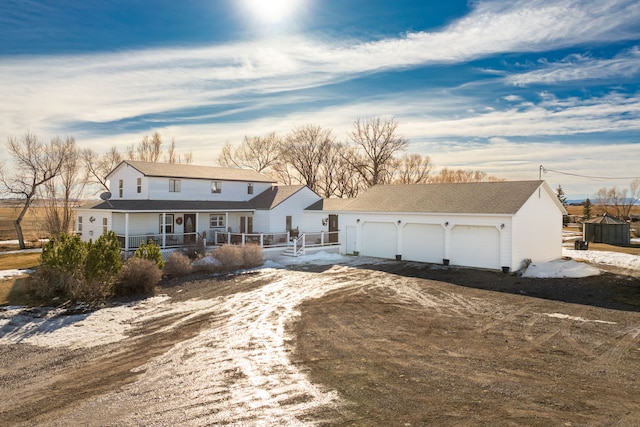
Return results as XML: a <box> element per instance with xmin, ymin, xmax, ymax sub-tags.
<box><xmin>563</xmin><ymin>248</ymin><xmax>640</xmax><ymax>272</ymax></box>
<box><xmin>523</xmin><ymin>258</ymin><xmax>601</xmax><ymax>278</ymax></box>
<box><xmin>0</xmin><ymin>268</ymin><xmax>33</xmax><ymax>279</ymax></box>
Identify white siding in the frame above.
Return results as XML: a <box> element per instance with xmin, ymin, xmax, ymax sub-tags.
<box><xmin>266</xmin><ymin>187</ymin><xmax>322</xmax><ymax>233</ymax></box>
<box><xmin>450</xmin><ymin>225</ymin><xmax>500</xmax><ymax>270</ymax></box>
<box><xmin>75</xmin><ymin>209</ymin><xmax>112</xmax><ymax>242</ymax></box>
<box><xmin>512</xmin><ymin>186</ymin><xmax>564</xmax><ymax>270</ymax></box>
<box><xmin>106</xmin><ymin>162</ymin><xmax>271</xmax><ymax>201</ymax></box>
<box><xmin>402</xmin><ymin>223</ymin><xmax>445</xmax><ymax>264</ymax></box>
<box><xmin>361</xmin><ymin>222</ymin><xmax>398</xmax><ymax>259</ymax></box>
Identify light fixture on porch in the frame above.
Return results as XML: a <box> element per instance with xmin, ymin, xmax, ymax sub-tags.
<box><xmin>500</xmin><ymin>223</ymin><xmax>505</xmax><ymax>229</ymax></box>
<box><xmin>322</xmin><ymin>217</ymin><xmax>328</xmax><ymax>226</ymax></box>
<box><xmin>445</xmin><ymin>221</ymin><xmax>449</xmax><ymax>227</ymax></box>
<box><xmin>356</xmin><ymin>219</ymin><xmax>360</xmax><ymax>223</ymax></box>
<box><xmin>397</xmin><ymin>220</ymin><xmax>401</xmax><ymax>225</ymax></box>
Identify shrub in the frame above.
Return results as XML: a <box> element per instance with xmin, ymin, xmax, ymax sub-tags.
<box><xmin>242</xmin><ymin>244</ymin><xmax>264</xmax><ymax>268</ymax></box>
<box><xmin>26</xmin><ymin>265</ymin><xmax>80</xmax><ymax>300</ymax></box>
<box><xmin>40</xmin><ymin>233</ymin><xmax>87</xmax><ymax>274</ymax></box>
<box><xmin>83</xmin><ymin>231</ymin><xmax>123</xmax><ymax>300</ymax></box>
<box><xmin>134</xmin><ymin>240</ymin><xmax>165</xmax><ymax>269</ymax></box>
<box><xmin>211</xmin><ymin>245</ymin><xmax>244</xmax><ymax>270</ymax></box>
<box><xmin>116</xmin><ymin>257</ymin><xmax>162</xmax><ymax>295</ymax></box>
<box><xmin>163</xmin><ymin>251</ymin><xmax>193</xmax><ymax>277</ymax></box>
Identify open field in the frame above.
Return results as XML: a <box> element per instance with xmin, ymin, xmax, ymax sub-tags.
<box><xmin>1</xmin><ymin>256</ymin><xmax>639</xmax><ymax>426</ymax></box>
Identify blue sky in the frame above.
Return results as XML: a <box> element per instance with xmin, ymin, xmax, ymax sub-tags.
<box><xmin>1</xmin><ymin>0</ymin><xmax>639</xmax><ymax>199</ymax></box>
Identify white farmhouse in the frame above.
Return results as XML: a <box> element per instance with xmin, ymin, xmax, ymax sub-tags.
<box><xmin>76</xmin><ymin>161</ymin><xmax>566</xmax><ymax>272</ymax></box>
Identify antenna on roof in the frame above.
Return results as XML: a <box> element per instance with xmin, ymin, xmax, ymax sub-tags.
<box><xmin>100</xmin><ymin>191</ymin><xmax>113</xmax><ymax>208</ymax></box>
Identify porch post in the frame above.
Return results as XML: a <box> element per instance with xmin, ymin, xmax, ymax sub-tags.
<box><xmin>162</xmin><ymin>212</ymin><xmax>166</xmax><ymax>248</ymax></box>
<box><xmin>125</xmin><ymin>213</ymin><xmax>130</xmax><ymax>252</ymax></box>
<box><xmin>195</xmin><ymin>212</ymin><xmax>200</xmax><ymax>242</ymax></box>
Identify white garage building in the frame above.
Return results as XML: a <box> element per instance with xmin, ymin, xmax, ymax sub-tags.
<box><xmin>325</xmin><ymin>180</ymin><xmax>565</xmax><ymax>272</ymax></box>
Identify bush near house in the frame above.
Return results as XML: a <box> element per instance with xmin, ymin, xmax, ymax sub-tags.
<box><xmin>116</xmin><ymin>257</ymin><xmax>163</xmax><ymax>295</ymax></box>
<box><xmin>134</xmin><ymin>240</ymin><xmax>165</xmax><ymax>269</ymax></box>
<box><xmin>163</xmin><ymin>252</ymin><xmax>193</xmax><ymax>277</ymax></box>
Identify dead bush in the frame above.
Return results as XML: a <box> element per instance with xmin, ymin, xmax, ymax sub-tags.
<box><xmin>242</xmin><ymin>244</ymin><xmax>264</xmax><ymax>268</ymax></box>
<box><xmin>26</xmin><ymin>265</ymin><xmax>80</xmax><ymax>300</ymax></box>
<box><xmin>116</xmin><ymin>257</ymin><xmax>162</xmax><ymax>295</ymax></box>
<box><xmin>164</xmin><ymin>251</ymin><xmax>193</xmax><ymax>277</ymax></box>
<box><xmin>211</xmin><ymin>245</ymin><xmax>244</xmax><ymax>270</ymax></box>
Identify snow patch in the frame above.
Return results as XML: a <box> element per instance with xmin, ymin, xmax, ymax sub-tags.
<box><xmin>543</xmin><ymin>313</ymin><xmax>617</xmax><ymax>324</ymax></box>
<box><xmin>523</xmin><ymin>259</ymin><xmax>601</xmax><ymax>278</ymax></box>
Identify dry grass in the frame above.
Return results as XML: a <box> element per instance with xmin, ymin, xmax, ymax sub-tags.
<box><xmin>565</xmin><ymin>204</ymin><xmax>640</xmax><ymax>217</ymax></box>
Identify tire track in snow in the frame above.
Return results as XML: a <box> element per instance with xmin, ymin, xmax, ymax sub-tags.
<box><xmin>36</xmin><ymin>266</ymin><xmax>358</xmax><ymax>426</ymax></box>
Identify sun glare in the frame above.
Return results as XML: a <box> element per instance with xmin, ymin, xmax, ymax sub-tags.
<box><xmin>243</xmin><ymin>0</ymin><xmax>298</xmax><ymax>24</ymax></box>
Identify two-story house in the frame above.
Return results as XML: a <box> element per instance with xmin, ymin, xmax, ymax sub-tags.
<box><xmin>75</xmin><ymin>160</ymin><xmax>326</xmax><ymax>251</ymax></box>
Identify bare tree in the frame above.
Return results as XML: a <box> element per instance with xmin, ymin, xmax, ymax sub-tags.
<box><xmin>82</xmin><ymin>146</ymin><xmax>122</xmax><ymax>192</ymax></box>
<box><xmin>429</xmin><ymin>168</ymin><xmax>504</xmax><ymax>183</ymax></box>
<box><xmin>346</xmin><ymin>117</ymin><xmax>409</xmax><ymax>187</ymax></box>
<box><xmin>282</xmin><ymin>125</ymin><xmax>334</xmax><ymax>194</ymax></box>
<box><xmin>595</xmin><ymin>178</ymin><xmax>640</xmax><ymax>219</ymax></box>
<box><xmin>0</xmin><ymin>132</ymin><xmax>70</xmax><ymax>249</ymax></box>
<box><xmin>41</xmin><ymin>137</ymin><xmax>86</xmax><ymax>235</ymax></box>
<box><xmin>391</xmin><ymin>153</ymin><xmax>432</xmax><ymax>184</ymax></box>
<box><xmin>217</xmin><ymin>132</ymin><xmax>283</xmax><ymax>172</ymax></box>
<box><xmin>125</xmin><ymin>132</ymin><xmax>192</xmax><ymax>164</ymax></box>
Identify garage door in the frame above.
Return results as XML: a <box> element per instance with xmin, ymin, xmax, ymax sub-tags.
<box><xmin>361</xmin><ymin>222</ymin><xmax>397</xmax><ymax>259</ymax></box>
<box><xmin>402</xmin><ymin>224</ymin><xmax>444</xmax><ymax>264</ymax></box>
<box><xmin>450</xmin><ymin>225</ymin><xmax>500</xmax><ymax>269</ymax></box>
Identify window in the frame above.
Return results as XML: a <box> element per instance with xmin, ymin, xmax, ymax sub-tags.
<box><xmin>169</xmin><ymin>179</ymin><xmax>181</xmax><ymax>192</ymax></box>
<box><xmin>137</xmin><ymin>177</ymin><xmax>142</xmax><ymax>193</ymax></box>
<box><xmin>118</xmin><ymin>179</ymin><xmax>123</xmax><ymax>198</ymax></box>
<box><xmin>210</xmin><ymin>214</ymin><xmax>225</xmax><ymax>228</ymax></box>
<box><xmin>247</xmin><ymin>183</ymin><xmax>254</xmax><ymax>195</ymax></box>
<box><xmin>211</xmin><ymin>181</ymin><xmax>222</xmax><ymax>194</ymax></box>
<box><xmin>159</xmin><ymin>214</ymin><xmax>174</xmax><ymax>234</ymax></box>
<box><xmin>102</xmin><ymin>217</ymin><xmax>108</xmax><ymax>233</ymax></box>
<box><xmin>78</xmin><ymin>216</ymin><xmax>83</xmax><ymax>233</ymax></box>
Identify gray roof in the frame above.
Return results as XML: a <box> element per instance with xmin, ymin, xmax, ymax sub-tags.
<box><xmin>249</xmin><ymin>185</ymin><xmax>308</xmax><ymax>209</ymax></box>
<box><xmin>82</xmin><ymin>185</ymin><xmax>311</xmax><ymax>212</ymax></box>
<box><xmin>335</xmin><ymin>181</ymin><xmax>546</xmax><ymax>215</ymax></box>
<box><xmin>584</xmin><ymin>215</ymin><xmax>627</xmax><ymax>224</ymax></box>
<box><xmin>110</xmin><ymin>160</ymin><xmax>276</xmax><ymax>183</ymax></box>
<box><xmin>306</xmin><ymin>198</ymin><xmax>355</xmax><ymax>211</ymax></box>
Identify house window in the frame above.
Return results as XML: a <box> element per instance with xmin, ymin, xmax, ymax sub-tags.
<box><xmin>211</xmin><ymin>181</ymin><xmax>222</xmax><ymax>194</ymax></box>
<box><xmin>118</xmin><ymin>179</ymin><xmax>123</xmax><ymax>198</ymax></box>
<box><xmin>210</xmin><ymin>214</ymin><xmax>225</xmax><ymax>228</ymax></box>
<box><xmin>286</xmin><ymin>215</ymin><xmax>292</xmax><ymax>232</ymax></box>
<box><xmin>102</xmin><ymin>217</ymin><xmax>108</xmax><ymax>233</ymax></box>
<box><xmin>247</xmin><ymin>183</ymin><xmax>254</xmax><ymax>195</ymax></box>
<box><xmin>78</xmin><ymin>216</ymin><xmax>83</xmax><ymax>233</ymax></box>
<box><xmin>159</xmin><ymin>214</ymin><xmax>174</xmax><ymax>234</ymax></box>
<box><xmin>137</xmin><ymin>177</ymin><xmax>142</xmax><ymax>193</ymax></box>
<box><xmin>169</xmin><ymin>179</ymin><xmax>181</xmax><ymax>192</ymax></box>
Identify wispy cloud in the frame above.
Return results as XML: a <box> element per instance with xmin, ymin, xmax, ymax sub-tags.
<box><xmin>506</xmin><ymin>47</ymin><xmax>640</xmax><ymax>86</ymax></box>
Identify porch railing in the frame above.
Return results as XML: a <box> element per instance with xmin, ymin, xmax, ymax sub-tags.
<box><xmin>212</xmin><ymin>230</ymin><xmax>340</xmax><ymax>249</ymax></box>
<box><xmin>117</xmin><ymin>232</ymin><xmax>199</xmax><ymax>250</ymax></box>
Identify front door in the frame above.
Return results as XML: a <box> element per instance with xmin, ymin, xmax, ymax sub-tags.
<box><xmin>328</xmin><ymin>214</ymin><xmax>338</xmax><ymax>243</ymax></box>
<box><xmin>184</xmin><ymin>214</ymin><xmax>196</xmax><ymax>244</ymax></box>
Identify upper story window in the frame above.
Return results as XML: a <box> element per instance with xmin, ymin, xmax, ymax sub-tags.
<box><xmin>169</xmin><ymin>179</ymin><xmax>181</xmax><ymax>192</ymax></box>
<box><xmin>210</xmin><ymin>214</ymin><xmax>225</xmax><ymax>228</ymax></box>
<box><xmin>137</xmin><ymin>177</ymin><xmax>142</xmax><ymax>193</ymax></box>
<box><xmin>211</xmin><ymin>181</ymin><xmax>222</xmax><ymax>194</ymax></box>
<box><xmin>247</xmin><ymin>183</ymin><xmax>254</xmax><ymax>195</ymax></box>
<box><xmin>118</xmin><ymin>180</ymin><xmax>123</xmax><ymax>198</ymax></box>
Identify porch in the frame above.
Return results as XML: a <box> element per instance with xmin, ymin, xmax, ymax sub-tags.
<box><xmin>117</xmin><ymin>230</ymin><xmax>340</xmax><ymax>254</ymax></box>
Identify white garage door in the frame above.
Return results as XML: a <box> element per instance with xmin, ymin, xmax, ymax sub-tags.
<box><xmin>403</xmin><ymin>224</ymin><xmax>444</xmax><ymax>264</ymax></box>
<box><xmin>361</xmin><ymin>222</ymin><xmax>397</xmax><ymax>259</ymax></box>
<box><xmin>450</xmin><ymin>225</ymin><xmax>500</xmax><ymax>269</ymax></box>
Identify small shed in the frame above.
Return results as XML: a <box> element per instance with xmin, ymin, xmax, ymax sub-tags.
<box><xmin>583</xmin><ymin>215</ymin><xmax>630</xmax><ymax>245</ymax></box>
